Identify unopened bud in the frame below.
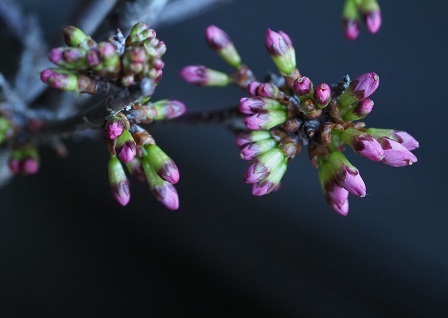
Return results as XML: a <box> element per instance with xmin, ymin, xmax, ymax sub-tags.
<box><xmin>243</xmin><ymin>109</ymin><xmax>287</xmax><ymax>130</ymax></box>
<box><xmin>115</xmin><ymin>130</ymin><xmax>137</xmax><ymax>163</ymax></box>
<box><xmin>342</xmin><ymin>98</ymin><xmax>374</xmax><ymax>121</ymax></box>
<box><xmin>293</xmin><ymin>76</ymin><xmax>313</xmax><ymax>96</ymax></box>
<box><xmin>143</xmin><ymin>144</ymin><xmax>179</xmax><ymax>184</ymax></box>
<box><xmin>313</xmin><ymin>83</ymin><xmax>332</xmax><ymax>109</ymax></box>
<box><xmin>179</xmin><ymin>65</ymin><xmax>229</xmax><ymax>86</ymax></box>
<box><xmin>265</xmin><ymin>29</ymin><xmax>296</xmax><ymax>75</ymax></box>
<box><xmin>205</xmin><ymin>25</ymin><xmax>241</xmax><ymax>68</ymax></box>
<box><xmin>108</xmin><ymin>155</ymin><xmax>130</xmax><ymax>206</ymax></box>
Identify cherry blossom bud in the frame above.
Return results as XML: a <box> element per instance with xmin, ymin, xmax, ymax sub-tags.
<box><xmin>243</xmin><ymin>109</ymin><xmax>287</xmax><ymax>130</ymax></box>
<box><xmin>236</xmin><ymin>130</ymin><xmax>273</xmax><ymax>147</ymax></box>
<box><xmin>366</xmin><ymin>128</ymin><xmax>419</xmax><ymax>151</ymax></box>
<box><xmin>126</xmin><ymin>22</ymin><xmax>156</xmax><ymax>46</ymax></box>
<box><xmin>251</xmin><ymin>159</ymin><xmax>287</xmax><ymax>196</ymax></box>
<box><xmin>86</xmin><ymin>49</ymin><xmax>100</xmax><ymax>67</ymax></box>
<box><xmin>340</xmin><ymin>72</ymin><xmax>380</xmax><ymax>107</ymax></box>
<box><xmin>339</xmin><ymin>129</ymin><xmax>384</xmax><ymax>161</ymax></box>
<box><xmin>313</xmin><ymin>83</ymin><xmax>332</xmax><ymax>109</ymax></box>
<box><xmin>343</xmin><ymin>18</ymin><xmax>360</xmax><ymax>40</ymax></box>
<box><xmin>108</xmin><ymin>155</ymin><xmax>130</xmax><ymax>206</ymax></box>
<box><xmin>343</xmin><ymin>98</ymin><xmax>374</xmax><ymax>121</ymax></box>
<box><xmin>265</xmin><ymin>29</ymin><xmax>296</xmax><ymax>74</ymax></box>
<box><xmin>361</xmin><ymin>0</ymin><xmax>382</xmax><ymax>34</ymax></box>
<box><xmin>205</xmin><ymin>25</ymin><xmax>242</xmax><ymax>68</ymax></box>
<box><xmin>245</xmin><ymin>148</ymin><xmax>285</xmax><ymax>184</ymax></box>
<box><xmin>256</xmin><ymin>83</ymin><xmax>284</xmax><ymax>99</ymax></box>
<box><xmin>142</xmin><ymin>159</ymin><xmax>179</xmax><ymax>210</ymax></box>
<box><xmin>149</xmin><ymin>100</ymin><xmax>186</xmax><ymax>120</ymax></box>
<box><xmin>329</xmin><ymin>196</ymin><xmax>349</xmax><ymax>216</ymax></box>
<box><xmin>318</xmin><ymin>160</ymin><xmax>350</xmax><ymax>215</ymax></box>
<box><xmin>115</xmin><ymin>130</ymin><xmax>137</xmax><ymax>163</ymax></box>
<box><xmin>62</xmin><ymin>26</ymin><xmax>95</xmax><ymax>49</ymax></box>
<box><xmin>247</xmin><ymin>81</ymin><xmax>262</xmax><ymax>96</ymax></box>
<box><xmin>105</xmin><ymin>117</ymin><xmax>126</xmax><ymax>139</ymax></box>
<box><xmin>125</xmin><ymin>157</ymin><xmax>146</xmax><ymax>182</ymax></box>
<box><xmin>239</xmin><ymin>97</ymin><xmax>284</xmax><ymax>114</ymax></box>
<box><xmin>342</xmin><ymin>0</ymin><xmax>360</xmax><ymax>40</ymax></box>
<box><xmin>179</xmin><ymin>65</ymin><xmax>229</xmax><ymax>86</ymax></box>
<box><xmin>328</xmin><ymin>151</ymin><xmax>367</xmax><ymax>197</ymax></box>
<box><xmin>143</xmin><ymin>144</ymin><xmax>179</xmax><ymax>184</ymax></box>
<box><xmin>40</xmin><ymin>68</ymin><xmax>77</xmax><ymax>91</ymax></box>
<box><xmin>240</xmin><ymin>139</ymin><xmax>278</xmax><ymax>161</ymax></box>
<box><xmin>378</xmin><ymin>138</ymin><xmax>418</xmax><ymax>167</ymax></box>
<box><xmin>293</xmin><ymin>76</ymin><xmax>313</xmax><ymax>96</ymax></box>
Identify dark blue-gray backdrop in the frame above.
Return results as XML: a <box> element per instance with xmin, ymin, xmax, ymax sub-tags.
<box><xmin>1</xmin><ymin>0</ymin><xmax>447</xmax><ymax>317</ymax></box>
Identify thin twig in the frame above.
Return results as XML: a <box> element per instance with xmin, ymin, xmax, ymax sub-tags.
<box><xmin>164</xmin><ymin>105</ymin><xmax>246</xmax><ymax>133</ymax></box>
<box><xmin>38</xmin><ymin>79</ymin><xmax>155</xmax><ymax>137</ymax></box>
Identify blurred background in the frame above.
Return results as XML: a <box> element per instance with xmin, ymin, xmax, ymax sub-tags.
<box><xmin>1</xmin><ymin>0</ymin><xmax>447</xmax><ymax>317</ymax></box>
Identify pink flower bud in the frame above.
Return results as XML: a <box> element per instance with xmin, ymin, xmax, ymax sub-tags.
<box><xmin>239</xmin><ymin>97</ymin><xmax>282</xmax><ymax>115</ymax></box>
<box><xmin>326</xmin><ymin>183</ymin><xmax>349</xmax><ymax>207</ymax></box>
<box><xmin>251</xmin><ymin>160</ymin><xmax>287</xmax><ymax>196</ymax></box>
<box><xmin>336</xmin><ymin>166</ymin><xmax>366</xmax><ymax>197</ymax></box>
<box><xmin>115</xmin><ymin>130</ymin><xmax>137</xmax><ymax>163</ymax></box>
<box><xmin>49</xmin><ymin>48</ymin><xmax>64</xmax><ymax>64</ymax></box>
<box><xmin>378</xmin><ymin>138</ymin><xmax>418</xmax><ymax>167</ymax></box>
<box><xmin>105</xmin><ymin>118</ymin><xmax>126</xmax><ymax>139</ymax></box>
<box><xmin>244</xmin><ymin>149</ymin><xmax>284</xmax><ymax>184</ymax></box>
<box><xmin>265</xmin><ymin>29</ymin><xmax>296</xmax><ymax>74</ymax></box>
<box><xmin>256</xmin><ymin>83</ymin><xmax>282</xmax><ymax>99</ymax></box>
<box><xmin>247</xmin><ymin>81</ymin><xmax>262</xmax><ymax>96</ymax></box>
<box><xmin>179</xmin><ymin>65</ymin><xmax>228</xmax><ymax>86</ymax></box>
<box><xmin>340</xmin><ymin>129</ymin><xmax>384</xmax><ymax>161</ymax></box>
<box><xmin>151</xmin><ymin>182</ymin><xmax>179</xmax><ymax>210</ymax></box>
<box><xmin>235</xmin><ymin>130</ymin><xmax>272</xmax><ymax>147</ymax></box>
<box><xmin>8</xmin><ymin>158</ymin><xmax>21</xmax><ymax>175</ymax></box>
<box><xmin>390</xmin><ymin>131</ymin><xmax>419</xmax><ymax>151</ymax></box>
<box><xmin>108</xmin><ymin>155</ymin><xmax>131</xmax><ymax>206</ymax></box>
<box><xmin>352</xmin><ymin>72</ymin><xmax>380</xmax><ymax>100</ymax></box>
<box><xmin>21</xmin><ymin>158</ymin><xmax>39</xmax><ymax>175</ymax></box>
<box><xmin>329</xmin><ymin>198</ymin><xmax>349</xmax><ymax>216</ymax></box>
<box><xmin>293</xmin><ymin>76</ymin><xmax>312</xmax><ymax>96</ymax></box>
<box><xmin>313</xmin><ymin>83</ymin><xmax>331</xmax><ymax>108</ymax></box>
<box><xmin>265</xmin><ymin>29</ymin><xmax>292</xmax><ymax>56</ymax></box>
<box><xmin>240</xmin><ymin>139</ymin><xmax>277</xmax><ymax>161</ymax></box>
<box><xmin>116</xmin><ymin>141</ymin><xmax>137</xmax><ymax>163</ymax></box>
<box><xmin>205</xmin><ymin>25</ymin><xmax>231</xmax><ymax>51</ymax></box>
<box><xmin>364</xmin><ymin>10</ymin><xmax>381</xmax><ymax>34</ymax></box>
<box><xmin>351</xmin><ymin>134</ymin><xmax>384</xmax><ymax>161</ymax></box>
<box><xmin>150</xmin><ymin>100</ymin><xmax>186</xmax><ymax>120</ymax></box>
<box><xmin>343</xmin><ymin>19</ymin><xmax>360</xmax><ymax>40</ymax></box>
<box><xmin>243</xmin><ymin>110</ymin><xmax>287</xmax><ymax>130</ymax></box>
<box><xmin>86</xmin><ymin>50</ymin><xmax>100</xmax><ymax>67</ymax></box>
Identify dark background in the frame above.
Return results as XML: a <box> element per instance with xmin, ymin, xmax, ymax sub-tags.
<box><xmin>1</xmin><ymin>0</ymin><xmax>448</xmax><ymax>317</ymax></box>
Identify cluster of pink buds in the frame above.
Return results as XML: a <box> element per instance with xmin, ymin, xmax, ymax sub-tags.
<box><xmin>104</xmin><ymin>100</ymin><xmax>184</xmax><ymax>210</ymax></box>
<box><xmin>8</xmin><ymin>145</ymin><xmax>40</xmax><ymax>175</ymax></box>
<box><xmin>342</xmin><ymin>0</ymin><xmax>382</xmax><ymax>40</ymax></box>
<box><xmin>40</xmin><ymin>22</ymin><xmax>165</xmax><ymax>92</ymax></box>
<box><xmin>38</xmin><ymin>22</ymin><xmax>186</xmax><ymax>210</ymax></box>
<box><xmin>181</xmin><ymin>26</ymin><xmax>418</xmax><ymax>216</ymax></box>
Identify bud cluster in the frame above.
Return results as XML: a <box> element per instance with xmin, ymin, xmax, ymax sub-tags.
<box><xmin>342</xmin><ymin>0</ymin><xmax>382</xmax><ymax>40</ymax></box>
<box><xmin>36</xmin><ymin>22</ymin><xmax>186</xmax><ymax>210</ymax></box>
<box><xmin>181</xmin><ymin>26</ymin><xmax>419</xmax><ymax>216</ymax></box>
<box><xmin>8</xmin><ymin>145</ymin><xmax>40</xmax><ymax>175</ymax></box>
<box><xmin>104</xmin><ymin>101</ymin><xmax>184</xmax><ymax>210</ymax></box>
<box><xmin>40</xmin><ymin>22</ymin><xmax>166</xmax><ymax>93</ymax></box>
